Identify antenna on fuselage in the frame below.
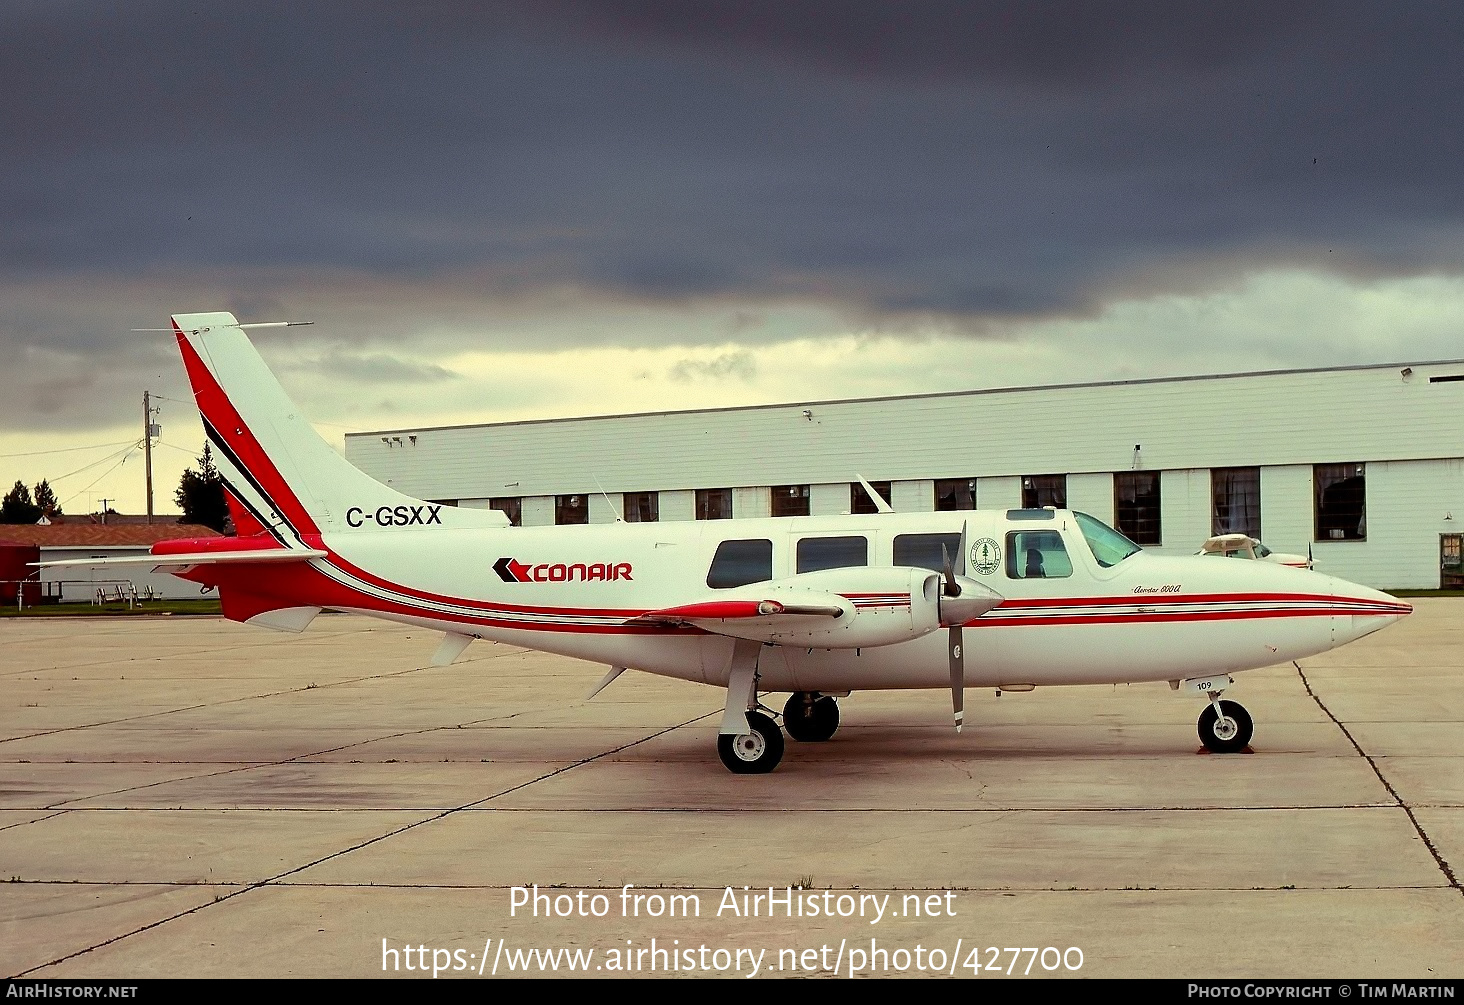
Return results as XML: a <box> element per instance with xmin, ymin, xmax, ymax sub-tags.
<box><xmin>855</xmin><ymin>473</ymin><xmax>894</xmax><ymax>514</ymax></box>
<box><xmin>592</xmin><ymin>473</ymin><xmax>623</xmax><ymax>523</ymax></box>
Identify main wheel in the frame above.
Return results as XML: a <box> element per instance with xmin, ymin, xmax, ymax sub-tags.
<box><xmin>1198</xmin><ymin>699</ymin><xmax>1253</xmax><ymax>753</ymax></box>
<box><xmin>717</xmin><ymin>710</ymin><xmax>785</xmax><ymax>773</ymax></box>
<box><xmin>783</xmin><ymin>693</ymin><xmax>840</xmax><ymax>742</ymax></box>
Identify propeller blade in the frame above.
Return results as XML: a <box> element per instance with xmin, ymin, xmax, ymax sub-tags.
<box><xmin>940</xmin><ymin>544</ymin><xmax>959</xmax><ymax>597</ymax></box>
<box><xmin>949</xmin><ymin>625</ymin><xmax>964</xmax><ymax>732</ymax></box>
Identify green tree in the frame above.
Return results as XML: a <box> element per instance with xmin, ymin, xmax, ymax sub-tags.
<box><xmin>32</xmin><ymin>479</ymin><xmax>60</xmax><ymax>518</ymax></box>
<box><xmin>0</xmin><ymin>480</ymin><xmax>42</xmax><ymax>524</ymax></box>
<box><xmin>174</xmin><ymin>444</ymin><xmax>228</xmax><ymax>532</ymax></box>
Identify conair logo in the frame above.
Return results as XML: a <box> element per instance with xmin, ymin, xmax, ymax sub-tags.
<box><xmin>494</xmin><ymin>558</ymin><xmax>633</xmax><ymax>583</ymax></box>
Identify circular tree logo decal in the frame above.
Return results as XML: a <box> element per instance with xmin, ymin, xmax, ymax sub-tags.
<box><xmin>971</xmin><ymin>538</ymin><xmax>1002</xmax><ymax>575</ymax></box>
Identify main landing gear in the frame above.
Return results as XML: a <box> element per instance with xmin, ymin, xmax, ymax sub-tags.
<box><xmin>783</xmin><ymin>692</ymin><xmax>840</xmax><ymax>743</ymax></box>
<box><xmin>716</xmin><ymin>694</ymin><xmax>843</xmax><ymax>774</ymax></box>
<box><xmin>1197</xmin><ymin>695</ymin><xmax>1254</xmax><ymax>753</ymax></box>
<box><xmin>717</xmin><ymin>711</ymin><xmax>785</xmax><ymax>774</ymax></box>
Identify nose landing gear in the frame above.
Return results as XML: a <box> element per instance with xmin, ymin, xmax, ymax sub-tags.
<box><xmin>1198</xmin><ymin>696</ymin><xmax>1253</xmax><ymax>753</ymax></box>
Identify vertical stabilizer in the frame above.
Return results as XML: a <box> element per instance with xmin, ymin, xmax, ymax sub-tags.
<box><xmin>170</xmin><ymin>312</ymin><xmax>507</xmax><ymax>541</ymax></box>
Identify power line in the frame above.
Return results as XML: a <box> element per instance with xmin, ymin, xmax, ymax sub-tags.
<box><xmin>47</xmin><ymin>442</ymin><xmax>143</xmax><ymax>485</ymax></box>
<box><xmin>0</xmin><ymin>439</ymin><xmax>137</xmax><ymax>460</ymax></box>
<box><xmin>59</xmin><ymin>447</ymin><xmax>140</xmax><ymax>507</ymax></box>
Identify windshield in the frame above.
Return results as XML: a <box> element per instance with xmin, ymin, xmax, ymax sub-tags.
<box><xmin>1074</xmin><ymin>511</ymin><xmax>1142</xmax><ymax>568</ymax></box>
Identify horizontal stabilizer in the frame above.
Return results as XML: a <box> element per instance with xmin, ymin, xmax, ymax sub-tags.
<box><xmin>34</xmin><ymin>549</ymin><xmax>327</xmax><ymax>570</ymax></box>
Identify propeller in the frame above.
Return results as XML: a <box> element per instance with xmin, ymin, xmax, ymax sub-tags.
<box><xmin>938</xmin><ymin>530</ymin><xmax>1005</xmax><ymax>734</ymax></box>
<box><xmin>941</xmin><ymin>538</ymin><xmax>967</xmax><ymax>733</ymax></box>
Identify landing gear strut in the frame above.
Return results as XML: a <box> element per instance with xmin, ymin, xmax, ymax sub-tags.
<box><xmin>1198</xmin><ymin>696</ymin><xmax>1253</xmax><ymax>753</ymax></box>
<box><xmin>717</xmin><ymin>711</ymin><xmax>785</xmax><ymax>773</ymax></box>
<box><xmin>783</xmin><ymin>692</ymin><xmax>840</xmax><ymax>742</ymax></box>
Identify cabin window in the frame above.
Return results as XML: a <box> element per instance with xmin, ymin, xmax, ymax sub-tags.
<box><xmin>796</xmin><ymin>535</ymin><xmax>868</xmax><ymax>574</ymax></box>
<box><xmin>1021</xmin><ymin>474</ymin><xmax>1066</xmax><ymax>509</ymax></box>
<box><xmin>1212</xmin><ymin>467</ymin><xmax>1260</xmax><ymax>538</ymax></box>
<box><xmin>1006</xmin><ymin>530</ymin><xmax>1074</xmax><ymax>579</ymax></box>
<box><xmin>490</xmin><ymin>497</ymin><xmax>522</xmax><ymax>527</ymax></box>
<box><xmin>1114</xmin><ymin>471</ymin><xmax>1162</xmax><ymax>545</ymax></box>
<box><xmin>623</xmin><ymin>491</ymin><xmax>658</xmax><ymax>523</ymax></box>
<box><xmin>1315</xmin><ymin>463</ymin><xmax>1366</xmax><ymax>540</ymax></box>
<box><xmin>707</xmin><ymin>539</ymin><xmax>773</xmax><ymax>589</ymax></box>
<box><xmin>934</xmin><ymin>478</ymin><xmax>976</xmax><ymax>511</ymax></box>
<box><xmin>696</xmin><ymin>488</ymin><xmax>733</xmax><ymax>520</ymax></box>
<box><xmin>850</xmin><ymin>481</ymin><xmax>891</xmax><ymax>514</ymax></box>
<box><xmin>555</xmin><ymin>494</ymin><xmax>588</xmax><ymax>525</ymax></box>
<box><xmin>771</xmin><ymin>484</ymin><xmax>811</xmax><ymax>518</ymax></box>
<box><xmin>894</xmin><ymin>533</ymin><xmax>964</xmax><ymax>574</ymax></box>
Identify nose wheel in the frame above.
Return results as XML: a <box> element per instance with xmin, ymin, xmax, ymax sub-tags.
<box><xmin>717</xmin><ymin>710</ymin><xmax>785</xmax><ymax>773</ymax></box>
<box><xmin>783</xmin><ymin>692</ymin><xmax>840</xmax><ymax>742</ymax></box>
<box><xmin>1198</xmin><ymin>698</ymin><xmax>1253</xmax><ymax>753</ymax></box>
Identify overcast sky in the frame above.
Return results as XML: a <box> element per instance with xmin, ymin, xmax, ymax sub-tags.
<box><xmin>4</xmin><ymin>2</ymin><xmax>1463</xmax><ymax>513</ymax></box>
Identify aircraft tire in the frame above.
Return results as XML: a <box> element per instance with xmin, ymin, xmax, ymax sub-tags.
<box><xmin>783</xmin><ymin>693</ymin><xmax>840</xmax><ymax>742</ymax></box>
<box><xmin>717</xmin><ymin>711</ymin><xmax>785</xmax><ymax>773</ymax></box>
<box><xmin>1198</xmin><ymin>700</ymin><xmax>1253</xmax><ymax>753</ymax></box>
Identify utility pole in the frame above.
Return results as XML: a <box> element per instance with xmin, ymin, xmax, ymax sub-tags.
<box><xmin>143</xmin><ymin>391</ymin><xmax>157</xmax><ymax>524</ymax></box>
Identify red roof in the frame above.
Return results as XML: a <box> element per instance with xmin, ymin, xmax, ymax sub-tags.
<box><xmin>0</xmin><ymin>523</ymin><xmax>224</xmax><ymax>548</ymax></box>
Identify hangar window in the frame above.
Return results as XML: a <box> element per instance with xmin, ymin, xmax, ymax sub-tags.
<box><xmin>489</xmin><ymin>497</ymin><xmax>522</xmax><ymax>527</ymax></box>
<box><xmin>1114</xmin><ymin>471</ymin><xmax>1162</xmax><ymax>545</ymax></box>
<box><xmin>894</xmin><ymin>533</ymin><xmax>964</xmax><ymax>574</ymax></box>
<box><xmin>1211</xmin><ymin>467</ymin><xmax>1261</xmax><ymax>539</ymax></box>
<box><xmin>1021</xmin><ymin>474</ymin><xmax>1066</xmax><ymax>509</ymax></box>
<box><xmin>623</xmin><ymin>491</ymin><xmax>658</xmax><ymax>523</ymax></box>
<box><xmin>427</xmin><ymin>499</ymin><xmax>458</xmax><ymax>508</ymax></box>
<box><xmin>796</xmin><ymin>536</ymin><xmax>868</xmax><ymax>574</ymax></box>
<box><xmin>850</xmin><ymin>481</ymin><xmax>892</xmax><ymax>515</ymax></box>
<box><xmin>934</xmin><ymin>478</ymin><xmax>976</xmax><ymax>511</ymax></box>
<box><xmin>555</xmin><ymin>494</ymin><xmax>588</xmax><ymax>525</ymax></box>
<box><xmin>1006</xmin><ymin>530</ymin><xmax>1073</xmax><ymax>579</ymax></box>
<box><xmin>707</xmin><ymin>538</ymin><xmax>773</xmax><ymax>589</ymax></box>
<box><xmin>771</xmin><ymin>485</ymin><xmax>811</xmax><ymax>518</ymax></box>
<box><xmin>1315</xmin><ymin>464</ymin><xmax>1366</xmax><ymax>541</ymax></box>
<box><xmin>696</xmin><ymin>488</ymin><xmax>733</xmax><ymax>520</ymax></box>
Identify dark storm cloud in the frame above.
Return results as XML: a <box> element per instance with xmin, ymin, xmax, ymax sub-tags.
<box><xmin>2</xmin><ymin>2</ymin><xmax>1463</xmax><ymax>428</ymax></box>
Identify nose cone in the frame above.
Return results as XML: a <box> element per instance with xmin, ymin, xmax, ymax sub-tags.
<box><xmin>1327</xmin><ymin>575</ymin><xmax>1412</xmax><ymax>644</ymax></box>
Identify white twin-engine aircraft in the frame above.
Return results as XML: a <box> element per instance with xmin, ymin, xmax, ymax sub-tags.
<box><xmin>48</xmin><ymin>312</ymin><xmax>1413</xmax><ymax>773</ymax></box>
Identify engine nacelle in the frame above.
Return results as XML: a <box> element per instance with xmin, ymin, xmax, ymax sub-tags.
<box><xmin>688</xmin><ymin>566</ymin><xmax>946</xmax><ymax>649</ymax></box>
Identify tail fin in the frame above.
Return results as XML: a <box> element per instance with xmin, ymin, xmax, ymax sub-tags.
<box><xmin>170</xmin><ymin>312</ymin><xmax>507</xmax><ymax>541</ymax></box>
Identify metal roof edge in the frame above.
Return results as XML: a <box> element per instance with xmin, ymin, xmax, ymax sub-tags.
<box><xmin>345</xmin><ymin>357</ymin><xmax>1464</xmax><ymax>439</ymax></box>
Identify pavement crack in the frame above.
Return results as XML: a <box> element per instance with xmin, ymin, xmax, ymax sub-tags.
<box><xmin>12</xmin><ymin>709</ymin><xmax>717</xmax><ymax>977</ymax></box>
<box><xmin>1295</xmin><ymin>660</ymin><xmax>1461</xmax><ymax>897</ymax></box>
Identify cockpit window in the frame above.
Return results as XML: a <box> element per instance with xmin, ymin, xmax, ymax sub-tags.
<box><xmin>707</xmin><ymin>539</ymin><xmax>773</xmax><ymax>589</ymax></box>
<box><xmin>1006</xmin><ymin>530</ymin><xmax>1073</xmax><ymax>579</ymax></box>
<box><xmin>1074</xmin><ymin>511</ymin><xmax>1142</xmax><ymax>568</ymax></box>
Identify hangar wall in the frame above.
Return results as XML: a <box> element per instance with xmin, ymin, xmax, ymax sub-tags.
<box><xmin>345</xmin><ymin>359</ymin><xmax>1464</xmax><ymax>590</ymax></box>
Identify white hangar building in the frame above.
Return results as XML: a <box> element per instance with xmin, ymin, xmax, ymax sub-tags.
<box><xmin>344</xmin><ymin>359</ymin><xmax>1464</xmax><ymax>591</ymax></box>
